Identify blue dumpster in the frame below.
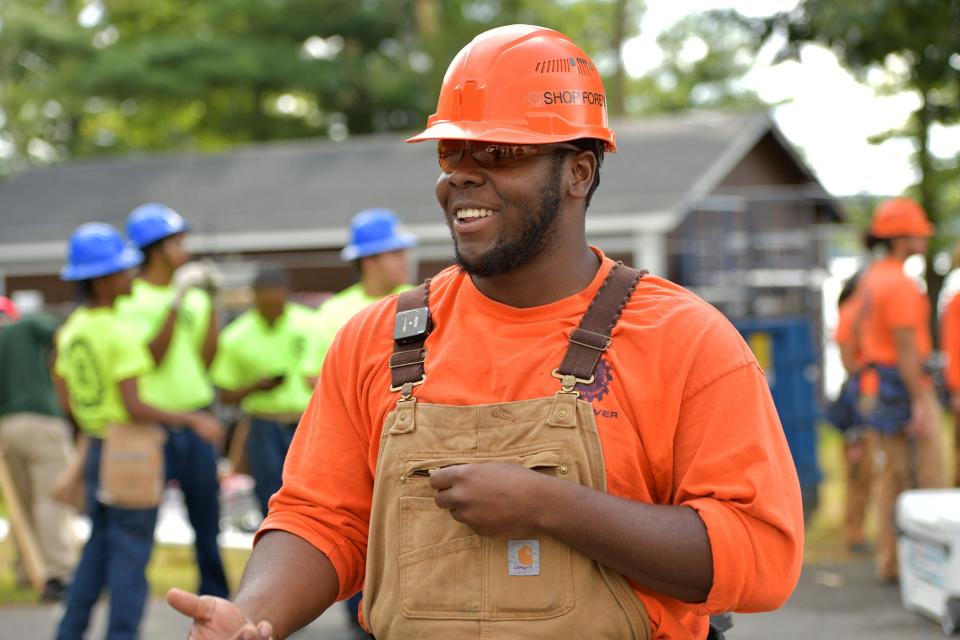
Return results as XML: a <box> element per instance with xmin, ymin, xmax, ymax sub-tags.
<box><xmin>734</xmin><ymin>316</ymin><xmax>822</xmax><ymax>518</ymax></box>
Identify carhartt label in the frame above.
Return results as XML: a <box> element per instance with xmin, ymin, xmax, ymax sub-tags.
<box><xmin>508</xmin><ymin>539</ymin><xmax>540</xmax><ymax>576</ymax></box>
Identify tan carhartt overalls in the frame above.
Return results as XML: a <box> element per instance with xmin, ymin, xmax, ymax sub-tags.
<box><xmin>363</xmin><ymin>264</ymin><xmax>651</xmax><ymax>639</ymax></box>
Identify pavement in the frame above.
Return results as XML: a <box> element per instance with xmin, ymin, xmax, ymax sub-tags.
<box><xmin>0</xmin><ymin>558</ymin><xmax>949</xmax><ymax>639</ymax></box>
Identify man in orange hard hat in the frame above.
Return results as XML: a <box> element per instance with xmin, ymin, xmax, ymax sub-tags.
<box><xmin>856</xmin><ymin>197</ymin><xmax>947</xmax><ymax>581</ymax></box>
<box><xmin>168</xmin><ymin>25</ymin><xmax>803</xmax><ymax>640</ymax></box>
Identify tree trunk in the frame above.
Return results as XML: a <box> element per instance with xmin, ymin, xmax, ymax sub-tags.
<box><xmin>917</xmin><ymin>93</ymin><xmax>943</xmax><ymax>346</ymax></box>
<box><xmin>607</xmin><ymin>0</ymin><xmax>630</xmax><ymax>117</ymax></box>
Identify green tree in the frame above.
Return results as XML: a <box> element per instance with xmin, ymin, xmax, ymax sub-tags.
<box><xmin>748</xmin><ymin>0</ymin><xmax>960</xmax><ymax>328</ymax></box>
<box><xmin>627</xmin><ymin>11</ymin><xmax>764</xmax><ymax>115</ymax></box>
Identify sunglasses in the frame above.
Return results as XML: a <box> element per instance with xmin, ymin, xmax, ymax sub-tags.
<box><xmin>437</xmin><ymin>140</ymin><xmax>581</xmax><ymax>173</ymax></box>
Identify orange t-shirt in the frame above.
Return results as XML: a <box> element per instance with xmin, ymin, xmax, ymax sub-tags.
<box><xmin>941</xmin><ymin>294</ymin><xmax>960</xmax><ymax>392</ymax></box>
<box><xmin>859</xmin><ymin>257</ymin><xmax>932</xmax><ymax>367</ymax></box>
<box><xmin>259</xmin><ymin>251</ymin><xmax>804</xmax><ymax>640</ymax></box>
<box><xmin>835</xmin><ymin>288</ymin><xmax>879</xmax><ymax>395</ymax></box>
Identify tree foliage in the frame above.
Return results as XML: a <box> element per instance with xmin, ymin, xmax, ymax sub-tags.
<box><xmin>1</xmin><ymin>0</ymin><xmax>762</xmax><ymax>178</ymax></box>
<box><xmin>748</xmin><ymin>0</ymin><xmax>960</xmax><ymax>320</ymax></box>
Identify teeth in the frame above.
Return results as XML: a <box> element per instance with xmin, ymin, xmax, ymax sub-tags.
<box><xmin>456</xmin><ymin>208</ymin><xmax>493</xmax><ymax>220</ymax></box>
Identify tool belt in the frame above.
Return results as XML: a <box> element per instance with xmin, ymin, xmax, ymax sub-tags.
<box><xmin>98</xmin><ymin>423</ymin><xmax>167</xmax><ymax>508</ymax></box>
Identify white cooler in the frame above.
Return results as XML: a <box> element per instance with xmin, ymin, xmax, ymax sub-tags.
<box><xmin>896</xmin><ymin>489</ymin><xmax>960</xmax><ymax>635</ymax></box>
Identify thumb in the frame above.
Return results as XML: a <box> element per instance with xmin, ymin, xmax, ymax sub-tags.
<box><xmin>166</xmin><ymin>587</ymin><xmax>214</xmax><ymax>621</ymax></box>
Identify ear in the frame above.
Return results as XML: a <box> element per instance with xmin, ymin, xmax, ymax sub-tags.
<box><xmin>567</xmin><ymin>151</ymin><xmax>597</xmax><ymax>201</ymax></box>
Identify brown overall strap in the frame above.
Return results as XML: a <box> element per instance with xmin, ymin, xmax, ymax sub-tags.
<box><xmin>557</xmin><ymin>263</ymin><xmax>645</xmax><ymax>384</ymax></box>
<box><xmin>389</xmin><ymin>279</ymin><xmax>432</xmax><ymax>392</ymax></box>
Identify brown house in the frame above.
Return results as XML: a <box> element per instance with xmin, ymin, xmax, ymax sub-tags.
<box><xmin>0</xmin><ymin>109</ymin><xmax>841</xmax><ymax>322</ymax></box>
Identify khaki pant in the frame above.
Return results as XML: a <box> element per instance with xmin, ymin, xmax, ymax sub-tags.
<box><xmin>363</xmin><ymin>392</ymin><xmax>651</xmax><ymax>639</ymax></box>
<box><xmin>842</xmin><ymin>429</ymin><xmax>875</xmax><ymax>548</ymax></box>
<box><xmin>874</xmin><ymin>412</ymin><xmax>947</xmax><ymax>580</ymax></box>
<box><xmin>0</xmin><ymin>413</ymin><xmax>77</xmax><ymax>581</ymax></box>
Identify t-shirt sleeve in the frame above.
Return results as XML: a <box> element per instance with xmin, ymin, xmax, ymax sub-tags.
<box><xmin>943</xmin><ymin>296</ymin><xmax>960</xmax><ymax>391</ymax></box>
<box><xmin>256</xmin><ymin>314</ymin><xmax>376</xmax><ymax>601</ymax></box>
<box><xmin>304</xmin><ymin>307</ymin><xmax>337</xmax><ymax>376</ymax></box>
<box><xmin>875</xmin><ymin>276</ymin><xmax>924</xmax><ymax>332</ymax></box>
<box><xmin>210</xmin><ymin>333</ymin><xmax>245</xmax><ymax>391</ymax></box>
<box><xmin>187</xmin><ymin>289</ymin><xmax>213</xmax><ymax>350</ymax></box>
<box><xmin>834</xmin><ymin>301</ymin><xmax>854</xmax><ymax>345</ymax></box>
<box><xmin>26</xmin><ymin>314</ymin><xmax>59</xmax><ymax>344</ymax></box>
<box><xmin>672</xmin><ymin>345</ymin><xmax>803</xmax><ymax>613</ymax></box>
<box><xmin>53</xmin><ymin>330</ymin><xmax>68</xmax><ymax>378</ymax></box>
<box><xmin>111</xmin><ymin>321</ymin><xmax>154</xmax><ymax>382</ymax></box>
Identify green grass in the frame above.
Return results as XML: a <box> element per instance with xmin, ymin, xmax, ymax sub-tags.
<box><xmin>803</xmin><ymin>419</ymin><xmax>957</xmax><ymax>564</ymax></box>
<box><xmin>0</xmin><ymin>540</ymin><xmax>252</xmax><ymax>606</ymax></box>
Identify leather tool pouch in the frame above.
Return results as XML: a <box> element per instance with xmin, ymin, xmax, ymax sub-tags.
<box><xmin>98</xmin><ymin>423</ymin><xmax>167</xmax><ymax>508</ymax></box>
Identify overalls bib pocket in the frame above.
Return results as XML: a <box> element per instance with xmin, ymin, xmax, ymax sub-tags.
<box><xmin>398</xmin><ymin>446</ymin><xmax>574</xmax><ymax>620</ymax></box>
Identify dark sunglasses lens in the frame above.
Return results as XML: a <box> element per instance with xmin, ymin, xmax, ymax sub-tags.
<box><xmin>438</xmin><ymin>141</ymin><xmax>466</xmax><ymax>172</ymax></box>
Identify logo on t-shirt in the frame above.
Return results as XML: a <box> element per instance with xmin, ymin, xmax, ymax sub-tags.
<box><xmin>578</xmin><ymin>358</ymin><xmax>613</xmax><ymax>402</ymax></box>
<box><xmin>67</xmin><ymin>338</ymin><xmax>104</xmax><ymax>408</ymax></box>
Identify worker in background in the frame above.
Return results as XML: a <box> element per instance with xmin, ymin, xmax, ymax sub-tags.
<box><xmin>857</xmin><ymin>197</ymin><xmax>947</xmax><ymax>582</ymax></box>
<box><xmin>307</xmin><ymin>208</ymin><xmax>416</xmax><ymax>636</ymax></box>
<box><xmin>211</xmin><ymin>266</ymin><xmax>317</xmax><ymax>519</ymax></box>
<box><xmin>938</xmin><ymin>244</ymin><xmax>960</xmax><ymax>487</ymax></box>
<box><xmin>828</xmin><ymin>271</ymin><xmax>877</xmax><ymax>552</ymax></box>
<box><xmin>55</xmin><ymin>223</ymin><xmax>223</xmax><ymax>640</ymax></box>
<box><xmin>0</xmin><ymin>296</ymin><xmax>76</xmax><ymax>601</ymax></box>
<box><xmin>307</xmin><ymin>208</ymin><xmax>416</xmax><ymax>386</ymax></box>
<box><xmin>117</xmin><ymin>202</ymin><xmax>229</xmax><ymax>598</ymax></box>
<box><xmin>168</xmin><ymin>25</ymin><xmax>803</xmax><ymax>640</ymax></box>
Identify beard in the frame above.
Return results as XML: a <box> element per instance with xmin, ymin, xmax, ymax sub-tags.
<box><xmin>452</xmin><ymin>155</ymin><xmax>563</xmax><ymax>278</ymax></box>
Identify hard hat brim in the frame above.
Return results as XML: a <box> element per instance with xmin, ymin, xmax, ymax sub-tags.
<box><xmin>340</xmin><ymin>232</ymin><xmax>417</xmax><ymax>262</ymax></box>
<box><xmin>61</xmin><ymin>247</ymin><xmax>144</xmax><ymax>282</ymax></box>
<box><xmin>406</xmin><ymin>121</ymin><xmax>616</xmax><ymax>152</ymax></box>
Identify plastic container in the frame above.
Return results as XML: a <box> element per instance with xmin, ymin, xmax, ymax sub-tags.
<box><xmin>896</xmin><ymin>489</ymin><xmax>960</xmax><ymax>635</ymax></box>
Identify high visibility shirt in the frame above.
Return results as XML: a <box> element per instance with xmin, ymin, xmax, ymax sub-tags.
<box><xmin>941</xmin><ymin>293</ymin><xmax>960</xmax><ymax>392</ymax></box>
<box><xmin>211</xmin><ymin>304</ymin><xmax>316</xmax><ymax>416</ymax></box>
<box><xmin>54</xmin><ymin>306</ymin><xmax>152</xmax><ymax>438</ymax></box>
<box><xmin>116</xmin><ymin>279</ymin><xmax>214</xmax><ymax>411</ymax></box>
<box><xmin>306</xmin><ymin>283</ymin><xmax>413</xmax><ymax>373</ymax></box>
<box><xmin>259</xmin><ymin>249</ymin><xmax>804</xmax><ymax>640</ymax></box>
<box><xmin>859</xmin><ymin>256</ymin><xmax>932</xmax><ymax>367</ymax></box>
<box><xmin>835</xmin><ymin>288</ymin><xmax>879</xmax><ymax>395</ymax></box>
<box><xmin>0</xmin><ymin>314</ymin><xmax>62</xmax><ymax>418</ymax></box>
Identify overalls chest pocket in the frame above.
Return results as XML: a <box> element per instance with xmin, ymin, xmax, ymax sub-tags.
<box><xmin>397</xmin><ymin>445</ymin><xmax>574</xmax><ymax>621</ymax></box>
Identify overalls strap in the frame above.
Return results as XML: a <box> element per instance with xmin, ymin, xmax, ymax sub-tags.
<box><xmin>389</xmin><ymin>279</ymin><xmax>432</xmax><ymax>393</ymax></box>
<box><xmin>556</xmin><ymin>263</ymin><xmax>645</xmax><ymax>385</ymax></box>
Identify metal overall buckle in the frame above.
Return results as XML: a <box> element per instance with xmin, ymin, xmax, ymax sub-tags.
<box><xmin>551</xmin><ymin>368</ymin><xmax>594</xmax><ymax>397</ymax></box>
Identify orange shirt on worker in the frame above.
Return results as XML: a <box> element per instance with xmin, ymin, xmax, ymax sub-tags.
<box><xmin>259</xmin><ymin>250</ymin><xmax>804</xmax><ymax>640</ymax></box>
<box><xmin>941</xmin><ymin>293</ymin><xmax>960</xmax><ymax>392</ymax></box>
<box><xmin>835</xmin><ymin>286</ymin><xmax>879</xmax><ymax>395</ymax></box>
<box><xmin>859</xmin><ymin>256</ymin><xmax>932</xmax><ymax>367</ymax></box>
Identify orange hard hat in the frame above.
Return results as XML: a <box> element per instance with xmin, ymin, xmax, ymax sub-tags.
<box><xmin>870</xmin><ymin>197</ymin><xmax>934</xmax><ymax>238</ymax></box>
<box><xmin>407</xmin><ymin>24</ymin><xmax>616</xmax><ymax>151</ymax></box>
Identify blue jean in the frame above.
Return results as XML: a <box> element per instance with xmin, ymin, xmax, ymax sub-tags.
<box><xmin>247</xmin><ymin>418</ymin><xmax>297</xmax><ymax>517</ymax></box>
<box><xmin>56</xmin><ymin>439</ymin><xmax>158</xmax><ymax>640</ymax></box>
<box><xmin>164</xmin><ymin>425</ymin><xmax>229</xmax><ymax>598</ymax></box>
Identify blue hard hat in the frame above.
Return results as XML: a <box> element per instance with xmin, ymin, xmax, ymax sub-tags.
<box><xmin>126</xmin><ymin>203</ymin><xmax>190</xmax><ymax>249</ymax></box>
<box><xmin>61</xmin><ymin>222</ymin><xmax>144</xmax><ymax>282</ymax></box>
<box><xmin>341</xmin><ymin>208</ymin><xmax>417</xmax><ymax>261</ymax></box>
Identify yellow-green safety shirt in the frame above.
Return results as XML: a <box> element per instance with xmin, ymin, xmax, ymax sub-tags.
<box><xmin>305</xmin><ymin>283</ymin><xmax>412</xmax><ymax>374</ymax></box>
<box><xmin>211</xmin><ymin>303</ymin><xmax>317</xmax><ymax>416</ymax></box>
<box><xmin>116</xmin><ymin>279</ymin><xmax>215</xmax><ymax>412</ymax></box>
<box><xmin>54</xmin><ymin>306</ymin><xmax>153</xmax><ymax>438</ymax></box>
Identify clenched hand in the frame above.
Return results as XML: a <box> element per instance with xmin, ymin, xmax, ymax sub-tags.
<box><xmin>429</xmin><ymin>462</ymin><xmax>552</xmax><ymax>537</ymax></box>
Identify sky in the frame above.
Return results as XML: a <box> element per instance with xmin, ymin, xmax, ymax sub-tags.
<box><xmin>623</xmin><ymin>0</ymin><xmax>960</xmax><ymax>197</ymax></box>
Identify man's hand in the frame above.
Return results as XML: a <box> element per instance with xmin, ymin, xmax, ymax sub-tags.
<box><xmin>429</xmin><ymin>462</ymin><xmax>550</xmax><ymax>537</ymax></box>
<box><xmin>166</xmin><ymin>588</ymin><xmax>274</xmax><ymax>640</ymax></box>
<box><xmin>186</xmin><ymin>412</ymin><xmax>226</xmax><ymax>446</ymax></box>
